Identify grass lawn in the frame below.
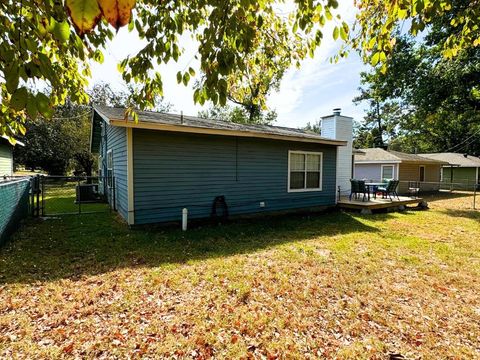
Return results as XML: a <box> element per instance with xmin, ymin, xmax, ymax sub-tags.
<box><xmin>43</xmin><ymin>182</ymin><xmax>109</xmax><ymax>215</ymax></box>
<box><xmin>1</xmin><ymin>193</ymin><xmax>479</xmax><ymax>358</ymax></box>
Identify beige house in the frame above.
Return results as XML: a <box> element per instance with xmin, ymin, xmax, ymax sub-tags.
<box><xmin>354</xmin><ymin>148</ymin><xmax>447</xmax><ymax>194</ymax></box>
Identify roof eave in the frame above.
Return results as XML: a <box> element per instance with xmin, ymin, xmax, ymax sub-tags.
<box><xmin>354</xmin><ymin>160</ymin><xmax>401</xmax><ymax>164</ymax></box>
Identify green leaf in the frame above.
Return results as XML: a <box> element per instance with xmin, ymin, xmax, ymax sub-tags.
<box><xmin>66</xmin><ymin>0</ymin><xmax>102</xmax><ymax>35</ymax></box>
<box><xmin>182</xmin><ymin>72</ymin><xmax>190</xmax><ymax>86</ymax></box>
<box><xmin>10</xmin><ymin>87</ymin><xmax>28</xmax><ymax>111</ymax></box>
<box><xmin>333</xmin><ymin>26</ymin><xmax>339</xmax><ymax>40</ymax></box>
<box><xmin>53</xmin><ymin>20</ymin><xmax>70</xmax><ymax>43</ymax></box>
<box><xmin>176</xmin><ymin>71</ymin><xmax>182</xmax><ymax>84</ymax></box>
<box><xmin>36</xmin><ymin>93</ymin><xmax>51</xmax><ymax>117</ymax></box>
<box><xmin>93</xmin><ymin>50</ymin><xmax>104</xmax><ymax>64</ymax></box>
<box><xmin>26</xmin><ymin>95</ymin><xmax>38</xmax><ymax>119</ymax></box>
<box><xmin>5</xmin><ymin>65</ymin><xmax>19</xmax><ymax>93</ymax></box>
<box><xmin>371</xmin><ymin>51</ymin><xmax>381</xmax><ymax>66</ymax></box>
<box><xmin>340</xmin><ymin>22</ymin><xmax>348</xmax><ymax>41</ymax></box>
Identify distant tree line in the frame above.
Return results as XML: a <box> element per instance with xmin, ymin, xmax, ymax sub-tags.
<box><xmin>14</xmin><ymin>83</ymin><xmax>172</xmax><ymax>175</ymax></box>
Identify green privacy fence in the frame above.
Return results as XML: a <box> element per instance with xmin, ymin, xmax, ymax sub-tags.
<box><xmin>0</xmin><ymin>178</ymin><xmax>30</xmax><ymax>246</ymax></box>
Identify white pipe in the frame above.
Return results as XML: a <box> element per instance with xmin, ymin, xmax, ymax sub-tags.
<box><xmin>182</xmin><ymin>208</ymin><xmax>188</xmax><ymax>231</ymax></box>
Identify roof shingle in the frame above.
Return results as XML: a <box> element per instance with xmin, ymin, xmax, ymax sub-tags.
<box><xmin>93</xmin><ymin>106</ymin><xmax>346</xmax><ymax>146</ymax></box>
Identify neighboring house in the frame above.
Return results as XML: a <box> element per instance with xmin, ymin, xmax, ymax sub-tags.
<box><xmin>419</xmin><ymin>152</ymin><xmax>480</xmax><ymax>188</ymax></box>
<box><xmin>0</xmin><ymin>136</ymin><xmax>24</xmax><ymax>177</ymax></box>
<box><xmin>354</xmin><ymin>148</ymin><xmax>447</xmax><ymax>194</ymax></box>
<box><xmin>90</xmin><ymin>106</ymin><xmax>352</xmax><ymax>226</ymax></box>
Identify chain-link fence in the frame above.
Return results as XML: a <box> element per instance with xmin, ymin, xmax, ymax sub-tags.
<box><xmin>0</xmin><ymin>178</ymin><xmax>30</xmax><ymax>246</ymax></box>
<box><xmin>39</xmin><ymin>176</ymin><xmax>113</xmax><ymax>216</ymax></box>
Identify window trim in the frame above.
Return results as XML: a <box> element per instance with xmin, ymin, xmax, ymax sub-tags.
<box><xmin>98</xmin><ymin>155</ymin><xmax>103</xmax><ymax>178</ymax></box>
<box><xmin>381</xmin><ymin>164</ymin><xmax>395</xmax><ymax>180</ymax></box>
<box><xmin>419</xmin><ymin>165</ymin><xmax>426</xmax><ymax>182</ymax></box>
<box><xmin>287</xmin><ymin>150</ymin><xmax>323</xmax><ymax>193</ymax></box>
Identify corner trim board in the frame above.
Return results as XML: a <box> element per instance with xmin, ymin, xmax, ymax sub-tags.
<box><xmin>127</xmin><ymin>127</ymin><xmax>135</xmax><ymax>225</ymax></box>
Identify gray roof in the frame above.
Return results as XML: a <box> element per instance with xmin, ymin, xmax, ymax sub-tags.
<box><xmin>1</xmin><ymin>135</ymin><xmax>24</xmax><ymax>147</ymax></box>
<box><xmin>93</xmin><ymin>106</ymin><xmax>346</xmax><ymax>146</ymax></box>
<box><xmin>419</xmin><ymin>153</ymin><xmax>480</xmax><ymax>167</ymax></box>
<box><xmin>355</xmin><ymin>148</ymin><xmax>447</xmax><ymax>164</ymax></box>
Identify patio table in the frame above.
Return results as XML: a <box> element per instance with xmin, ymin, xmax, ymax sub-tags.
<box><xmin>364</xmin><ymin>182</ymin><xmax>386</xmax><ymax>200</ymax></box>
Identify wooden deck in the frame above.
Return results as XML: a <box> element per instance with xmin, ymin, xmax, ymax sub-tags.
<box><xmin>337</xmin><ymin>196</ymin><xmax>426</xmax><ymax>214</ymax></box>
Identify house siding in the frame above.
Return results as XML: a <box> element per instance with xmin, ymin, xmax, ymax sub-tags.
<box><xmin>132</xmin><ymin>129</ymin><xmax>337</xmax><ymax>225</ymax></box>
<box><xmin>354</xmin><ymin>164</ymin><xmax>382</xmax><ymax>181</ymax></box>
<box><xmin>442</xmin><ymin>167</ymin><xmax>479</xmax><ymax>186</ymax></box>
<box><xmin>99</xmin><ymin>123</ymin><xmax>128</xmax><ymax>221</ymax></box>
<box><xmin>0</xmin><ymin>142</ymin><xmax>13</xmax><ymax>177</ymax></box>
<box><xmin>398</xmin><ymin>163</ymin><xmax>442</xmax><ymax>193</ymax></box>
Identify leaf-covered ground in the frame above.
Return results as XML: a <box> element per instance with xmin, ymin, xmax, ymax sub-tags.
<box><xmin>1</xmin><ymin>192</ymin><xmax>479</xmax><ymax>358</ymax></box>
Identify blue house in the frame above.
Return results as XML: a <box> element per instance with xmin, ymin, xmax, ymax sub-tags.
<box><xmin>90</xmin><ymin>106</ymin><xmax>352</xmax><ymax>226</ymax></box>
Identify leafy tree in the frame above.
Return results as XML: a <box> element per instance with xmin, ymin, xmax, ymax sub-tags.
<box><xmin>304</xmin><ymin>121</ymin><xmax>321</xmax><ymax>134</ymax></box>
<box><xmin>89</xmin><ymin>82</ymin><xmax>174</xmax><ymax>112</ymax></box>
<box><xmin>218</xmin><ymin>13</ymin><xmax>303</xmax><ymax>122</ymax></box>
<box><xmin>354</xmin><ymin>1</ymin><xmax>480</xmax><ymax>155</ymax></box>
<box><xmin>351</xmin><ymin>0</ymin><xmax>480</xmax><ymax>68</ymax></box>
<box><xmin>1</xmin><ymin>0</ymin><xmax>345</xmax><ymax>139</ymax></box>
<box><xmin>354</xmin><ymin>36</ymin><xmax>420</xmax><ymax>148</ymax></box>
<box><xmin>198</xmin><ymin>105</ymin><xmax>277</xmax><ymax>125</ymax></box>
<box><xmin>14</xmin><ymin>102</ymin><xmax>91</xmax><ymax>175</ymax></box>
<box><xmin>14</xmin><ymin>83</ymin><xmax>173</xmax><ymax>175</ymax></box>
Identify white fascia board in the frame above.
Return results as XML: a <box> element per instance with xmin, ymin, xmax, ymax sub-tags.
<box><xmin>354</xmin><ymin>160</ymin><xmax>401</xmax><ymax>164</ymax></box>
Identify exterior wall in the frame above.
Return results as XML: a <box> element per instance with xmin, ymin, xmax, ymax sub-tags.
<box><xmin>442</xmin><ymin>167</ymin><xmax>479</xmax><ymax>186</ymax></box>
<box><xmin>0</xmin><ymin>142</ymin><xmax>13</xmax><ymax>177</ymax></box>
<box><xmin>354</xmin><ymin>164</ymin><xmax>382</xmax><ymax>181</ymax></box>
<box><xmin>320</xmin><ymin>118</ymin><xmax>335</xmax><ymax>138</ymax></box>
<box><xmin>354</xmin><ymin>163</ymin><xmax>400</xmax><ymax>181</ymax></box>
<box><xmin>99</xmin><ymin>123</ymin><xmax>128</xmax><ymax>221</ymax></box>
<box><xmin>398</xmin><ymin>163</ymin><xmax>442</xmax><ymax>193</ymax></box>
<box><xmin>132</xmin><ymin>130</ymin><xmax>338</xmax><ymax>225</ymax></box>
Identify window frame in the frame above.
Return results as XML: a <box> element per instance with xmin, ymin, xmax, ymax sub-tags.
<box><xmin>287</xmin><ymin>150</ymin><xmax>323</xmax><ymax>193</ymax></box>
<box><xmin>419</xmin><ymin>165</ymin><xmax>426</xmax><ymax>182</ymax></box>
<box><xmin>107</xmin><ymin>149</ymin><xmax>113</xmax><ymax>188</ymax></box>
<box><xmin>381</xmin><ymin>164</ymin><xmax>395</xmax><ymax>180</ymax></box>
<box><xmin>98</xmin><ymin>155</ymin><xmax>103</xmax><ymax>177</ymax></box>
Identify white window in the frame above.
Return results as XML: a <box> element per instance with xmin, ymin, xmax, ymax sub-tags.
<box><xmin>381</xmin><ymin>165</ymin><xmax>394</xmax><ymax>180</ymax></box>
<box><xmin>419</xmin><ymin>165</ymin><xmax>426</xmax><ymax>182</ymax></box>
<box><xmin>288</xmin><ymin>151</ymin><xmax>323</xmax><ymax>192</ymax></box>
<box><xmin>107</xmin><ymin>149</ymin><xmax>113</xmax><ymax>188</ymax></box>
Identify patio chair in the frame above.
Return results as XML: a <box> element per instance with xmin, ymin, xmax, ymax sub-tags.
<box><xmin>349</xmin><ymin>179</ymin><xmax>369</xmax><ymax>201</ymax></box>
<box><xmin>378</xmin><ymin>180</ymin><xmax>400</xmax><ymax>201</ymax></box>
<box><xmin>408</xmin><ymin>181</ymin><xmax>420</xmax><ymax>198</ymax></box>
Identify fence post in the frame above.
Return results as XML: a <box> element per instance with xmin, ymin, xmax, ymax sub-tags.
<box><xmin>30</xmin><ymin>177</ymin><xmax>35</xmax><ymax>217</ymax></box>
<box><xmin>37</xmin><ymin>175</ymin><xmax>46</xmax><ymax>216</ymax></box>
<box><xmin>474</xmin><ymin>185</ymin><xmax>477</xmax><ymax>210</ymax></box>
<box><xmin>78</xmin><ymin>178</ymin><xmax>82</xmax><ymax>214</ymax></box>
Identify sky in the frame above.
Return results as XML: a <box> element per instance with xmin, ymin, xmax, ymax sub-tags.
<box><xmin>90</xmin><ymin>3</ymin><xmax>367</xmax><ymax>129</ymax></box>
